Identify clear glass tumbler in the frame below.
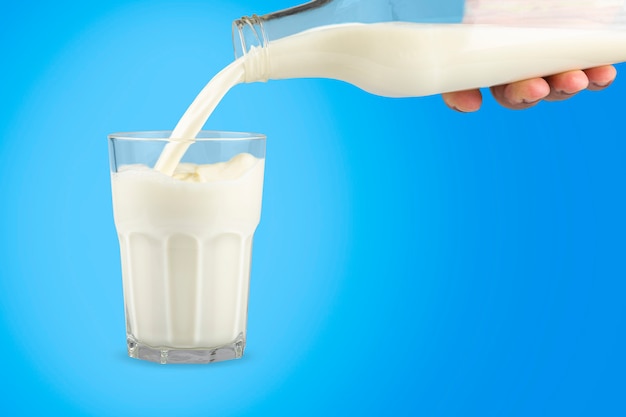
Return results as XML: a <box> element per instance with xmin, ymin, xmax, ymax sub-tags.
<box><xmin>108</xmin><ymin>131</ymin><xmax>266</xmax><ymax>364</ymax></box>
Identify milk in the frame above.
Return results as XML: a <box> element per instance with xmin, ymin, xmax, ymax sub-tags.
<box><xmin>111</xmin><ymin>154</ymin><xmax>265</xmax><ymax>350</ymax></box>
<box><xmin>259</xmin><ymin>22</ymin><xmax>626</xmax><ymax>97</ymax></box>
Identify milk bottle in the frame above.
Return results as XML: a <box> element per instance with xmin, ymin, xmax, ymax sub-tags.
<box><xmin>233</xmin><ymin>0</ymin><xmax>626</xmax><ymax>97</ymax></box>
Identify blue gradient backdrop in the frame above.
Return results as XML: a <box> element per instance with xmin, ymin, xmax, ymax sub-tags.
<box><xmin>2</xmin><ymin>1</ymin><xmax>626</xmax><ymax>416</ymax></box>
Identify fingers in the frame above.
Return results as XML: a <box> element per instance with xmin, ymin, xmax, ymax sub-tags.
<box><xmin>488</xmin><ymin>65</ymin><xmax>616</xmax><ymax>109</ymax></box>
<box><xmin>489</xmin><ymin>78</ymin><xmax>551</xmax><ymax>110</ymax></box>
<box><xmin>543</xmin><ymin>70</ymin><xmax>589</xmax><ymax>102</ymax></box>
<box><xmin>445</xmin><ymin>65</ymin><xmax>617</xmax><ymax>111</ymax></box>
<box><xmin>584</xmin><ymin>65</ymin><xmax>617</xmax><ymax>91</ymax></box>
<box><xmin>442</xmin><ymin>89</ymin><xmax>483</xmax><ymax>112</ymax></box>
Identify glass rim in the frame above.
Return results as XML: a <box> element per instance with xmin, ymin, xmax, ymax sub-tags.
<box><xmin>108</xmin><ymin>130</ymin><xmax>266</xmax><ymax>142</ymax></box>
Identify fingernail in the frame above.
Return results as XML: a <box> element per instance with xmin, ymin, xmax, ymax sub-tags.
<box><xmin>447</xmin><ymin>104</ymin><xmax>469</xmax><ymax>113</ymax></box>
<box><xmin>555</xmin><ymin>90</ymin><xmax>576</xmax><ymax>96</ymax></box>
<box><xmin>591</xmin><ymin>81</ymin><xmax>612</xmax><ymax>88</ymax></box>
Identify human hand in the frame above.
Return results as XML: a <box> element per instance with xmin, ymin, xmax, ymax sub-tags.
<box><xmin>442</xmin><ymin>65</ymin><xmax>617</xmax><ymax>112</ymax></box>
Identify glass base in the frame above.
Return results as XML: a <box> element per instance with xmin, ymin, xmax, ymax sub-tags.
<box><xmin>126</xmin><ymin>334</ymin><xmax>245</xmax><ymax>364</ymax></box>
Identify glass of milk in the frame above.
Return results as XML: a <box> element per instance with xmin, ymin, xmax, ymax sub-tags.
<box><xmin>108</xmin><ymin>131</ymin><xmax>266</xmax><ymax>364</ymax></box>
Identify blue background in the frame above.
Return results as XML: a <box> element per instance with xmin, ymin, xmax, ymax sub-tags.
<box><xmin>1</xmin><ymin>1</ymin><xmax>625</xmax><ymax>415</ymax></box>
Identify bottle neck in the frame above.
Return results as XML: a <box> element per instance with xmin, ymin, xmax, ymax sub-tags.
<box><xmin>232</xmin><ymin>14</ymin><xmax>267</xmax><ymax>61</ymax></box>
<box><xmin>232</xmin><ymin>0</ymin><xmax>334</xmax><ymax>59</ymax></box>
<box><xmin>232</xmin><ymin>14</ymin><xmax>269</xmax><ymax>82</ymax></box>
